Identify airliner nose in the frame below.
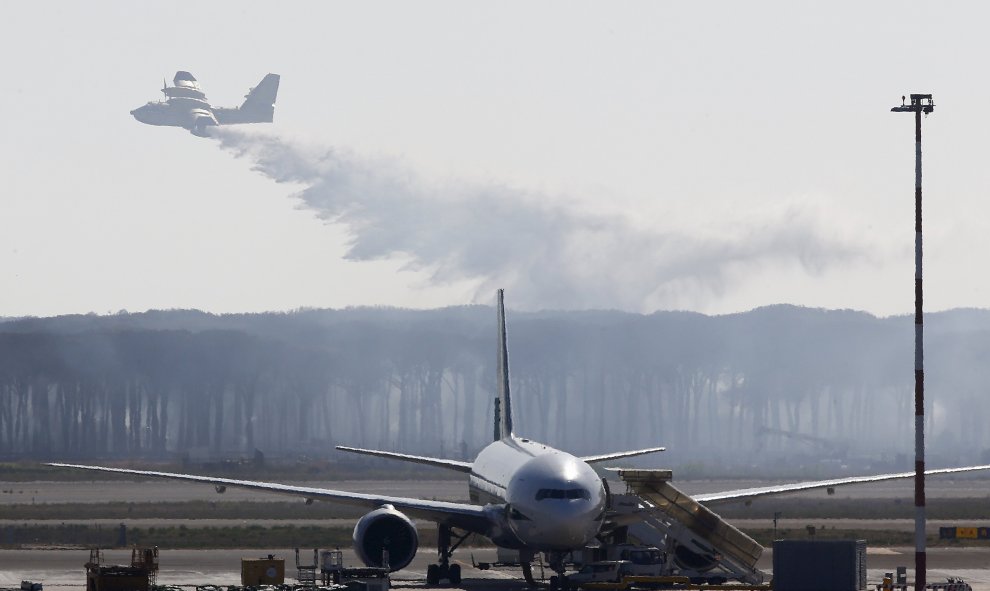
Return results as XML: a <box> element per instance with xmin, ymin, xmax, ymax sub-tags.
<box><xmin>505</xmin><ymin>494</ymin><xmax>602</xmax><ymax>550</ymax></box>
<box><xmin>540</xmin><ymin>500</ymin><xmax>601</xmax><ymax>547</ymax></box>
<box><xmin>503</xmin><ymin>453</ymin><xmax>607</xmax><ymax>549</ymax></box>
<box><xmin>553</xmin><ymin>512</ymin><xmax>595</xmax><ymax>540</ymax></box>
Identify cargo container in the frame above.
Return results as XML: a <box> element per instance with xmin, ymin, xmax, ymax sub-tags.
<box><xmin>773</xmin><ymin>539</ymin><xmax>866</xmax><ymax>591</ymax></box>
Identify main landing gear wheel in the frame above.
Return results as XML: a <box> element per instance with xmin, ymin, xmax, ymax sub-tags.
<box><xmin>427</xmin><ymin>561</ymin><xmax>459</xmax><ymax>585</ymax></box>
<box><xmin>427</xmin><ymin>564</ymin><xmax>441</xmax><ymax>586</ymax></box>
<box><xmin>429</xmin><ymin>524</ymin><xmax>470</xmax><ymax>586</ymax></box>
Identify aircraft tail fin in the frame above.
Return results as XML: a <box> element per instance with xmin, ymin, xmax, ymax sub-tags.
<box><xmin>238</xmin><ymin>73</ymin><xmax>280</xmax><ymax>122</ymax></box>
<box><xmin>495</xmin><ymin>289</ymin><xmax>514</xmax><ymax>440</ymax></box>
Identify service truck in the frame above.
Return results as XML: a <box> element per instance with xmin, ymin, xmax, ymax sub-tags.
<box><xmin>568</xmin><ymin>560</ymin><xmax>690</xmax><ymax>590</ymax></box>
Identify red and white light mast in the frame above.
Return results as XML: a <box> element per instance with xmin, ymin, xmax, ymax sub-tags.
<box><xmin>891</xmin><ymin>93</ymin><xmax>934</xmax><ymax>591</ymax></box>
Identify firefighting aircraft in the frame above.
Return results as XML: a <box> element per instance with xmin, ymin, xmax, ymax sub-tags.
<box><xmin>49</xmin><ymin>290</ymin><xmax>990</xmax><ymax>589</ymax></box>
<box><xmin>130</xmin><ymin>71</ymin><xmax>279</xmax><ymax>137</ymax></box>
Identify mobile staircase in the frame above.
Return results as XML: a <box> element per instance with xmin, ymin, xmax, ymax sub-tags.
<box><xmin>608</xmin><ymin>469</ymin><xmax>766</xmax><ymax>586</ymax></box>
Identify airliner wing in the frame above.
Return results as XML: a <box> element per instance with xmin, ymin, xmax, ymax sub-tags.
<box><xmin>694</xmin><ymin>464</ymin><xmax>990</xmax><ymax>505</ymax></box>
<box><xmin>45</xmin><ymin>462</ymin><xmax>492</xmax><ymax>533</ymax></box>
<box><xmin>580</xmin><ymin>446</ymin><xmax>666</xmax><ymax>464</ymax></box>
<box><xmin>336</xmin><ymin>446</ymin><xmax>473</xmax><ymax>473</ymax></box>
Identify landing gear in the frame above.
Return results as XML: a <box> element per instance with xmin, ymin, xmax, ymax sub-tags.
<box><xmin>428</xmin><ymin>524</ymin><xmax>470</xmax><ymax>586</ymax></box>
<box><xmin>520</xmin><ymin>551</ymin><xmax>538</xmax><ymax>588</ymax></box>
<box><xmin>546</xmin><ymin>552</ymin><xmax>569</xmax><ymax>591</ymax></box>
<box><xmin>519</xmin><ymin>550</ymin><xmax>568</xmax><ymax>590</ymax></box>
<box><xmin>425</xmin><ymin>563</ymin><xmax>462</xmax><ymax>586</ymax></box>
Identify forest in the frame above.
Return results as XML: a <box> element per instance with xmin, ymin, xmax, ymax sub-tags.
<box><xmin>2</xmin><ymin>305</ymin><xmax>989</xmax><ymax>473</ymax></box>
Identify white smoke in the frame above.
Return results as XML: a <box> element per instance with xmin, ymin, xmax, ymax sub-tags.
<box><xmin>212</xmin><ymin>128</ymin><xmax>869</xmax><ymax>311</ymax></box>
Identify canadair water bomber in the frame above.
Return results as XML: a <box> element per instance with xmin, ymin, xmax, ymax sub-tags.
<box><xmin>130</xmin><ymin>71</ymin><xmax>279</xmax><ymax>137</ymax></box>
<box><xmin>49</xmin><ymin>290</ymin><xmax>990</xmax><ymax>588</ymax></box>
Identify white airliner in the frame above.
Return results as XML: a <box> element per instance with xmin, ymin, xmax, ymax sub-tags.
<box><xmin>49</xmin><ymin>290</ymin><xmax>990</xmax><ymax>588</ymax></box>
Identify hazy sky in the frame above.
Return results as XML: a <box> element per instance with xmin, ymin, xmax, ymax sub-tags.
<box><xmin>3</xmin><ymin>2</ymin><xmax>989</xmax><ymax>317</ymax></box>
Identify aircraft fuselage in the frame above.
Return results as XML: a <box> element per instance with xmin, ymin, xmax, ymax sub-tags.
<box><xmin>130</xmin><ymin>101</ymin><xmax>188</xmax><ymax>127</ymax></box>
<box><xmin>132</xmin><ymin>72</ymin><xmax>279</xmax><ymax>136</ymax></box>
<box><xmin>470</xmin><ymin>437</ymin><xmax>607</xmax><ymax>551</ymax></box>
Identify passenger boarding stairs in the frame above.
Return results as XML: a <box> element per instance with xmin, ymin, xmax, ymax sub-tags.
<box><xmin>609</xmin><ymin>469</ymin><xmax>766</xmax><ymax>585</ymax></box>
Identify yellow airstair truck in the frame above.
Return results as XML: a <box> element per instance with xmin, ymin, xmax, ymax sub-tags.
<box><xmin>604</xmin><ymin>469</ymin><xmax>767</xmax><ymax>587</ymax></box>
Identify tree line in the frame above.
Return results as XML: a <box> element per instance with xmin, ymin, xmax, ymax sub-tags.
<box><xmin>2</xmin><ymin>305</ymin><xmax>990</xmax><ymax>469</ymax></box>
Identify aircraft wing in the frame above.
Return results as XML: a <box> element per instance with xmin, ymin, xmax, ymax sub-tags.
<box><xmin>693</xmin><ymin>464</ymin><xmax>990</xmax><ymax>505</ymax></box>
<box><xmin>45</xmin><ymin>462</ymin><xmax>493</xmax><ymax>533</ymax></box>
<box><xmin>336</xmin><ymin>446</ymin><xmax>473</xmax><ymax>473</ymax></box>
<box><xmin>580</xmin><ymin>446</ymin><xmax>666</xmax><ymax>464</ymax></box>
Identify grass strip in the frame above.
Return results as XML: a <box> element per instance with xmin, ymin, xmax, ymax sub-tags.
<box><xmin>4</xmin><ymin>496</ymin><xmax>990</xmax><ymax>521</ymax></box>
<box><xmin>0</xmin><ymin>524</ymin><xmax>494</xmax><ymax>549</ymax></box>
<box><xmin>0</xmin><ymin>501</ymin><xmax>367</xmax><ymax>520</ymax></box>
<box><xmin>744</xmin><ymin>528</ymin><xmax>990</xmax><ymax>547</ymax></box>
<box><xmin>716</xmin><ymin>496</ymin><xmax>990</xmax><ymax>520</ymax></box>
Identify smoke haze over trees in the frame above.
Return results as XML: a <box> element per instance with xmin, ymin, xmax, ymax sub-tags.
<box><xmin>212</xmin><ymin>129</ymin><xmax>869</xmax><ymax>313</ymax></box>
<box><xmin>3</xmin><ymin>305</ymin><xmax>990</xmax><ymax>473</ymax></box>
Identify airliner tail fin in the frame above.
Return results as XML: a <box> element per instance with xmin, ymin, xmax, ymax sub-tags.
<box><xmin>495</xmin><ymin>289</ymin><xmax>514</xmax><ymax>440</ymax></box>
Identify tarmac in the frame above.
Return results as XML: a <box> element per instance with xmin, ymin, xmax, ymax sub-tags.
<box><xmin>3</xmin><ymin>477</ymin><xmax>990</xmax><ymax>590</ymax></box>
<box><xmin>2</xmin><ymin>547</ymin><xmax>990</xmax><ymax>591</ymax></box>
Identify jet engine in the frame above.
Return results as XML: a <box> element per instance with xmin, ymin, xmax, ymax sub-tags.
<box><xmin>353</xmin><ymin>505</ymin><xmax>419</xmax><ymax>571</ymax></box>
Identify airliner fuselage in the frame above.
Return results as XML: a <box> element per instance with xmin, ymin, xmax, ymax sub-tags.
<box><xmin>470</xmin><ymin>438</ymin><xmax>607</xmax><ymax>550</ymax></box>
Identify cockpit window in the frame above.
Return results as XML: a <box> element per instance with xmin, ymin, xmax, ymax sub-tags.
<box><xmin>536</xmin><ymin>488</ymin><xmax>591</xmax><ymax>501</ymax></box>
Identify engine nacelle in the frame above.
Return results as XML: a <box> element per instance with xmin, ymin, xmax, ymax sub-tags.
<box><xmin>353</xmin><ymin>505</ymin><xmax>419</xmax><ymax>571</ymax></box>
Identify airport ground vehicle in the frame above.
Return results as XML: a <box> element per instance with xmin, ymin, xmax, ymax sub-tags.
<box><xmin>568</xmin><ymin>560</ymin><xmax>695</xmax><ymax>590</ymax></box>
